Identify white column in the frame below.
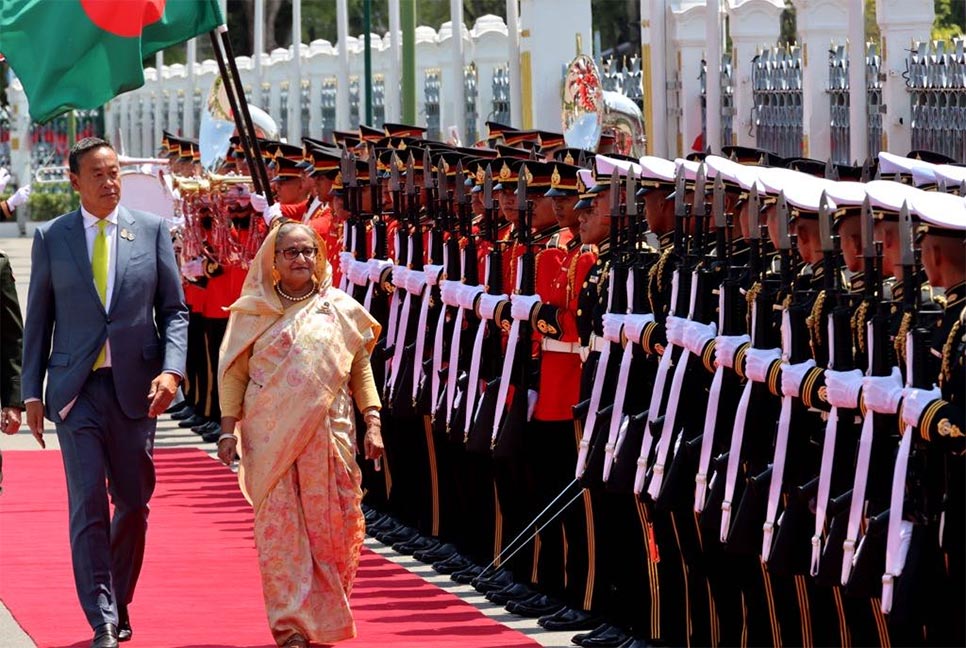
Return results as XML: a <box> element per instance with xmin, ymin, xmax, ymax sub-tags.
<box><xmin>336</xmin><ymin>0</ymin><xmax>351</xmax><ymax>130</ymax></box>
<box><xmin>185</xmin><ymin>39</ymin><xmax>197</xmax><ymax>137</ymax></box>
<box><xmin>290</xmin><ymin>0</ymin><xmax>303</xmax><ymax>141</ymax></box>
<box><xmin>154</xmin><ymin>53</ymin><xmax>164</xmax><ymax>149</ymax></box>
<box><xmin>670</xmin><ymin>3</ymin><xmax>706</xmax><ymax>157</ymax></box>
<box><xmin>705</xmin><ymin>0</ymin><xmax>722</xmax><ymax>154</ymax></box>
<box><xmin>506</xmin><ymin>0</ymin><xmax>522</xmax><ymax>128</ymax></box>
<box><xmin>254</xmin><ymin>0</ymin><xmax>265</xmax><ymax>105</ymax></box>
<box><xmin>875</xmin><ymin>0</ymin><xmax>934</xmax><ymax>154</ymax></box>
<box><xmin>847</xmin><ymin>0</ymin><xmax>867</xmax><ymax>162</ymax></box>
<box><xmin>519</xmin><ymin>0</ymin><xmax>591</xmax><ymax>132</ymax></box>
<box><xmin>387</xmin><ymin>0</ymin><xmax>401</xmax><ymax>124</ymax></box>
<box><xmin>792</xmin><ymin>0</ymin><xmax>848</xmax><ymax>160</ymax></box>
<box><xmin>728</xmin><ymin>0</ymin><xmax>784</xmax><ymax>149</ymax></box>
<box><xmin>450</xmin><ymin>0</ymin><xmax>467</xmax><ymax>143</ymax></box>
<box><xmin>642</xmin><ymin>0</ymin><xmax>668</xmax><ymax>157</ymax></box>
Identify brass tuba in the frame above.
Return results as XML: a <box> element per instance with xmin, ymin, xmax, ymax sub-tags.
<box><xmin>561</xmin><ymin>54</ymin><xmax>646</xmax><ymax>157</ymax></box>
<box><xmin>199</xmin><ymin>75</ymin><xmax>279</xmax><ymax>172</ymax></box>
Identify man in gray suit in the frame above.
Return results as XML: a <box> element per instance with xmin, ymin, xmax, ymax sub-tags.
<box><xmin>23</xmin><ymin>137</ymin><xmax>188</xmax><ymax>648</ymax></box>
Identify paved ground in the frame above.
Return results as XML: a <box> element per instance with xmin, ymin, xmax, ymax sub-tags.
<box><xmin>0</xmin><ymin>228</ymin><xmax>575</xmax><ymax>648</ymax></box>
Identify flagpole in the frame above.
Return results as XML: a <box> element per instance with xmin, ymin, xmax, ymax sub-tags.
<box><xmin>209</xmin><ymin>26</ymin><xmax>272</xmax><ymax>203</ymax></box>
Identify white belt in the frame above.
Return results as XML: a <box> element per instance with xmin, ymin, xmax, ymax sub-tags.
<box><xmin>542</xmin><ymin>338</ymin><xmax>581</xmax><ymax>354</ymax></box>
<box><xmin>586</xmin><ymin>336</ymin><xmax>609</xmax><ymax>354</ymax></box>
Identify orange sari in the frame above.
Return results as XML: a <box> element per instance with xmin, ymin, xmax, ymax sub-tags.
<box><xmin>220</xmin><ymin>225</ymin><xmax>379</xmax><ymax>645</ymax></box>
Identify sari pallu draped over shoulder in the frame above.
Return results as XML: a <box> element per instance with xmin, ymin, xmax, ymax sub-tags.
<box><xmin>218</xmin><ymin>223</ymin><xmax>381</xmax><ymax>514</ymax></box>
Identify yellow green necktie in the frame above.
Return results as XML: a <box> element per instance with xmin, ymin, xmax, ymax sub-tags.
<box><xmin>93</xmin><ymin>219</ymin><xmax>108</xmax><ymax>369</ymax></box>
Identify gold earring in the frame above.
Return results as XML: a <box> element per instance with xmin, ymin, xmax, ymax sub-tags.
<box><xmin>272</xmin><ymin>267</ymin><xmax>281</xmax><ymax>285</ymax></box>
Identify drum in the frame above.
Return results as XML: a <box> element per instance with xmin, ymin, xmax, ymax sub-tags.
<box><xmin>120</xmin><ymin>170</ymin><xmax>176</xmax><ymax>220</ymax></box>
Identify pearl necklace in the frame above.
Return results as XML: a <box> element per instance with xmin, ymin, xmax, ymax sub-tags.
<box><xmin>275</xmin><ymin>283</ymin><xmax>315</xmax><ymax>302</ymax></box>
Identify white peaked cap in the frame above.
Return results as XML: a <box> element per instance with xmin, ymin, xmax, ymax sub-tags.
<box><xmin>638</xmin><ymin>156</ymin><xmax>676</xmax><ymax>183</ymax></box>
<box><xmin>823</xmin><ymin>180</ymin><xmax>867</xmax><ymax>208</ymax></box>
<box><xmin>911</xmin><ymin>190</ymin><xmax>966</xmax><ymax>231</ymax></box>
<box><xmin>594</xmin><ymin>154</ymin><xmax>642</xmax><ymax>178</ymax></box>
<box><xmin>577</xmin><ymin>168</ymin><xmax>595</xmax><ymax>191</ymax></box>
<box><xmin>933</xmin><ymin>164</ymin><xmax>966</xmax><ymax>188</ymax></box>
<box><xmin>864</xmin><ymin>180</ymin><xmax>928</xmax><ymax>213</ymax></box>
<box><xmin>673</xmin><ymin>158</ymin><xmax>702</xmax><ymax>181</ymax></box>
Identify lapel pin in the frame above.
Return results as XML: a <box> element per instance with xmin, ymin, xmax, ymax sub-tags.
<box><xmin>120</xmin><ymin>228</ymin><xmax>135</xmax><ymax>241</ymax></box>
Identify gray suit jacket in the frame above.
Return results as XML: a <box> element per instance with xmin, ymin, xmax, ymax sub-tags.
<box><xmin>22</xmin><ymin>206</ymin><xmax>188</xmax><ymax>423</ymax></box>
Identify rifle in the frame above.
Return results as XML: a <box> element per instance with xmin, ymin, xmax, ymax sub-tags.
<box><xmin>455</xmin><ymin>161</ymin><xmax>479</xmax><ymax>285</ymax></box>
<box><xmin>370</xmin><ymin>154</ymin><xmax>387</xmax><ymax>261</ymax></box>
<box><xmin>406</xmin><ymin>155</ymin><xmax>423</xmax><ymax>271</ymax></box>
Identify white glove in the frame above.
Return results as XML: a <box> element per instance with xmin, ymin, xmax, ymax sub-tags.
<box><xmin>715</xmin><ymin>334</ymin><xmax>750</xmax><ymax>369</ymax></box>
<box><xmin>623</xmin><ymin>313</ymin><xmax>655</xmax><ymax>346</ymax></box>
<box><xmin>458</xmin><ymin>284</ymin><xmax>485</xmax><ymax>311</ymax></box>
<box><xmin>6</xmin><ymin>184</ymin><xmax>30</xmax><ymax>209</ymax></box>
<box><xmin>745</xmin><ymin>347</ymin><xmax>781</xmax><ymax>383</ymax></box>
<box><xmin>825</xmin><ymin>369</ymin><xmax>865</xmax><ymax>409</ymax></box>
<box><xmin>901</xmin><ymin>385</ymin><xmax>942</xmax><ymax>429</ymax></box>
<box><xmin>392</xmin><ymin>265</ymin><xmax>410</xmax><ymax>290</ymax></box>
<box><xmin>367</xmin><ymin>258</ymin><xmax>393</xmax><ymax>283</ymax></box>
<box><xmin>262</xmin><ymin>201</ymin><xmax>281</xmax><ymax>227</ymax></box>
<box><xmin>510</xmin><ymin>294</ymin><xmax>541</xmax><ymax>321</ymax></box>
<box><xmin>684</xmin><ymin>320</ymin><xmax>717</xmax><ymax>356</ymax></box>
<box><xmin>348</xmin><ymin>260</ymin><xmax>369</xmax><ymax>286</ymax></box>
<box><xmin>862</xmin><ymin>367</ymin><xmax>904</xmax><ymax>414</ymax></box>
<box><xmin>405</xmin><ymin>269</ymin><xmax>428</xmax><ymax>295</ymax></box>
<box><xmin>424</xmin><ymin>264</ymin><xmax>444</xmax><ymax>286</ymax></box>
<box><xmin>249</xmin><ymin>192</ymin><xmax>269</xmax><ymax>213</ymax></box>
<box><xmin>781</xmin><ymin>358</ymin><xmax>815</xmax><ymax>397</ymax></box>
<box><xmin>439</xmin><ymin>280</ymin><xmax>462</xmax><ymax>306</ymax></box>
<box><xmin>527</xmin><ymin>389</ymin><xmax>538</xmax><ymax>421</ymax></box>
<box><xmin>180</xmin><ymin>257</ymin><xmax>204</xmax><ymax>280</ymax></box>
<box><xmin>601</xmin><ymin>313</ymin><xmax>626</xmax><ymax>343</ymax></box>
<box><xmin>0</xmin><ymin>168</ymin><xmax>10</xmax><ymax>194</ymax></box>
<box><xmin>665</xmin><ymin>315</ymin><xmax>686</xmax><ymax>347</ymax></box>
<box><xmin>478</xmin><ymin>293</ymin><xmax>509</xmax><ymax>320</ymax></box>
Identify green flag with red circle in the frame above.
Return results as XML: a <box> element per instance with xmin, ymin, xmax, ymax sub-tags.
<box><xmin>0</xmin><ymin>0</ymin><xmax>223</xmax><ymax>123</ymax></box>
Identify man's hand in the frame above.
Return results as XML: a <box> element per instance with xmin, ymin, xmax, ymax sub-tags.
<box><xmin>147</xmin><ymin>372</ymin><xmax>180</xmax><ymax>418</ymax></box>
<box><xmin>1</xmin><ymin>407</ymin><xmax>21</xmax><ymax>435</ymax></box>
<box><xmin>25</xmin><ymin>401</ymin><xmax>45</xmax><ymax>448</ymax></box>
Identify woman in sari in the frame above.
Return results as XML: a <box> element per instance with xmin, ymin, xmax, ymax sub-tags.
<box><xmin>217</xmin><ymin>221</ymin><xmax>384</xmax><ymax>647</ymax></box>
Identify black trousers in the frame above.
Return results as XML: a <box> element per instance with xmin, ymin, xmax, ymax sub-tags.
<box><xmin>183</xmin><ymin>312</ymin><xmax>208</xmax><ymax>414</ymax></box>
<box><xmin>202</xmin><ymin>317</ymin><xmax>228</xmax><ymax>421</ymax></box>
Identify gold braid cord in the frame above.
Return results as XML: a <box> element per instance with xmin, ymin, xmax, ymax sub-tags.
<box><xmin>940</xmin><ymin>318</ymin><xmax>962</xmax><ymax>389</ymax></box>
<box><xmin>745</xmin><ymin>282</ymin><xmax>762</xmax><ymax>334</ymax></box>
<box><xmin>852</xmin><ymin>300</ymin><xmax>870</xmax><ymax>358</ymax></box>
<box><xmin>894</xmin><ymin>312</ymin><xmax>914</xmax><ymax>368</ymax></box>
<box><xmin>807</xmin><ymin>290</ymin><xmax>827</xmax><ymax>359</ymax></box>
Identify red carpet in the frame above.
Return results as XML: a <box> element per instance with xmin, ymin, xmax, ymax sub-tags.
<box><xmin>0</xmin><ymin>448</ymin><xmax>539</xmax><ymax>648</ymax></box>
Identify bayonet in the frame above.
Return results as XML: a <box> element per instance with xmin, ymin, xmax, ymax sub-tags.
<box><xmin>898</xmin><ymin>200</ymin><xmax>915</xmax><ymax>267</ymax></box>
<box><xmin>609</xmin><ymin>171</ymin><xmax>620</xmax><ymax>218</ymax></box>
<box><xmin>818</xmin><ymin>191</ymin><xmax>834</xmax><ymax>253</ymax></box>
<box><xmin>405</xmin><ymin>155</ymin><xmax>415</xmax><ymax>196</ymax></box>
<box><xmin>748</xmin><ymin>183</ymin><xmax>761</xmax><ymax>240</ymax></box>
<box><xmin>673</xmin><ymin>165</ymin><xmax>686</xmax><ymax>218</ymax></box>
<box><xmin>712</xmin><ymin>173</ymin><xmax>726</xmax><ymax>229</ymax></box>
<box><xmin>626</xmin><ymin>173</ymin><xmax>637</xmax><ymax>217</ymax></box>
<box><xmin>825</xmin><ymin>158</ymin><xmax>838</xmax><ymax>181</ymax></box>
<box><xmin>422</xmin><ymin>147</ymin><xmax>434</xmax><ymax>190</ymax></box>
<box><xmin>693</xmin><ymin>165</ymin><xmax>707</xmax><ymax>218</ymax></box>
<box><xmin>860</xmin><ymin>196</ymin><xmax>876</xmax><ymax>259</ymax></box>
<box><xmin>438</xmin><ymin>165</ymin><xmax>449</xmax><ymax>203</ymax></box>
<box><xmin>777</xmin><ymin>192</ymin><xmax>791</xmax><ymax>251</ymax></box>
<box><xmin>517</xmin><ymin>165</ymin><xmax>528</xmax><ymax>213</ymax></box>
<box><xmin>454</xmin><ymin>160</ymin><xmax>466</xmax><ymax>205</ymax></box>
<box><xmin>389</xmin><ymin>156</ymin><xmax>401</xmax><ymax>192</ymax></box>
<box><xmin>483</xmin><ymin>165</ymin><xmax>494</xmax><ymax>209</ymax></box>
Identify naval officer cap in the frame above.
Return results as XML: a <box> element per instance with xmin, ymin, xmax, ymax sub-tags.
<box><xmin>823</xmin><ymin>180</ymin><xmax>867</xmax><ymax>227</ymax></box>
<box><xmin>637</xmin><ymin>155</ymin><xmax>677</xmax><ymax>195</ymax></box>
<box><xmin>573</xmin><ymin>168</ymin><xmax>597</xmax><ymax>210</ymax></box>
<box><xmin>863</xmin><ymin>180</ymin><xmax>928</xmax><ymax>220</ymax></box>
<box><xmin>586</xmin><ymin>154</ymin><xmax>642</xmax><ymax>195</ymax></box>
<box><xmin>933</xmin><ymin>164</ymin><xmax>966</xmax><ymax>192</ymax></box>
<box><xmin>910</xmin><ymin>190</ymin><xmax>966</xmax><ymax>238</ymax></box>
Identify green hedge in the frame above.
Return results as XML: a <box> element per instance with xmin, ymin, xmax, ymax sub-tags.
<box><xmin>0</xmin><ymin>184</ymin><xmax>80</xmax><ymax>222</ymax></box>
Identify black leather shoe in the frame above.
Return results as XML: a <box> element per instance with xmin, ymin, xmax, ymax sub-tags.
<box><xmin>579</xmin><ymin>624</ymin><xmax>630</xmax><ymax>647</ymax></box>
<box><xmin>539</xmin><ymin>606</ymin><xmax>602</xmax><ymax>631</ymax></box>
<box><xmin>506</xmin><ymin>593</ymin><xmax>565</xmax><ymax>618</ymax></box>
<box><xmin>413</xmin><ymin>542</ymin><xmax>458</xmax><ymax>563</ymax></box>
<box><xmin>393</xmin><ymin>535</ymin><xmax>438</xmax><ymax>555</ymax></box>
<box><xmin>170</xmin><ymin>406</ymin><xmax>195</xmax><ymax>420</ymax></box>
<box><xmin>433</xmin><ymin>553</ymin><xmax>472</xmax><ymax>574</ymax></box>
<box><xmin>572</xmin><ymin>623</ymin><xmax>617</xmax><ymax>647</ymax></box>
<box><xmin>193</xmin><ymin>419</ymin><xmax>216</xmax><ymax>434</ymax></box>
<box><xmin>92</xmin><ymin>623</ymin><xmax>119</xmax><ymax>648</ymax></box>
<box><xmin>178</xmin><ymin>414</ymin><xmax>207</xmax><ymax>428</ymax></box>
<box><xmin>470</xmin><ymin>568</ymin><xmax>513</xmax><ymax>593</ymax></box>
<box><xmin>486</xmin><ymin>582</ymin><xmax>535</xmax><ymax>605</ymax></box>
<box><xmin>450</xmin><ymin>563</ymin><xmax>484</xmax><ymax>584</ymax></box>
<box><xmin>616</xmin><ymin>638</ymin><xmax>652</xmax><ymax>648</ymax></box>
<box><xmin>165</xmin><ymin>401</ymin><xmax>188</xmax><ymax>415</ymax></box>
<box><xmin>375</xmin><ymin>524</ymin><xmax>418</xmax><ymax>545</ymax></box>
<box><xmin>117</xmin><ymin>606</ymin><xmax>132</xmax><ymax>642</ymax></box>
<box><xmin>200</xmin><ymin>424</ymin><xmax>223</xmax><ymax>443</ymax></box>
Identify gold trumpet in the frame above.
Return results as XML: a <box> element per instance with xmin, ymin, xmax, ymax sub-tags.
<box><xmin>172</xmin><ymin>173</ymin><xmax>252</xmax><ymax>194</ymax></box>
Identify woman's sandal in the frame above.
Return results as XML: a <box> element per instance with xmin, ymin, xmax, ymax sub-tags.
<box><xmin>282</xmin><ymin>634</ymin><xmax>308</xmax><ymax>648</ymax></box>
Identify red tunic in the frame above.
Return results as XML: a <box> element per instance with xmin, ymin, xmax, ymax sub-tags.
<box><xmin>280</xmin><ymin>199</ymin><xmax>308</xmax><ymax>222</ymax></box>
<box><xmin>532</xmin><ymin>238</ymin><xmax>596</xmax><ymax>421</ymax></box>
